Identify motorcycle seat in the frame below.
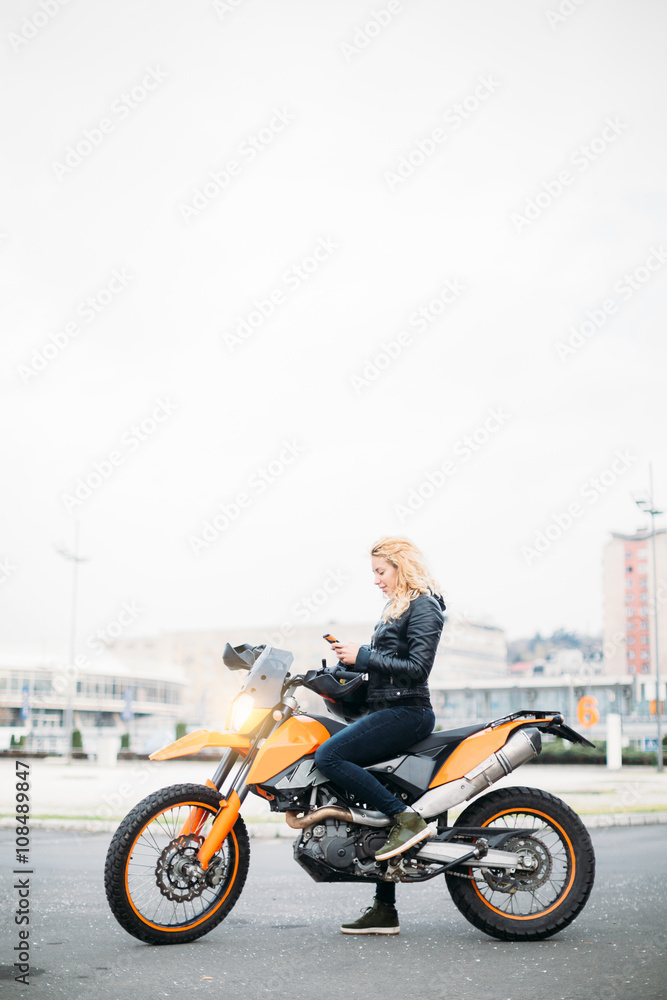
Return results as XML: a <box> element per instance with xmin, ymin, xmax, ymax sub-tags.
<box><xmin>404</xmin><ymin>722</ymin><xmax>487</xmax><ymax>753</ymax></box>
<box><xmin>308</xmin><ymin>715</ymin><xmax>487</xmax><ymax>752</ymax></box>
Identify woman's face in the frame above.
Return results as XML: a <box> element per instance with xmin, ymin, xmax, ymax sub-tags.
<box><xmin>372</xmin><ymin>556</ymin><xmax>397</xmax><ymax>596</ymax></box>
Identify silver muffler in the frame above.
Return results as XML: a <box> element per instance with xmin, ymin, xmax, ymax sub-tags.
<box><xmin>413</xmin><ymin>726</ymin><xmax>542</xmax><ymax>819</ymax></box>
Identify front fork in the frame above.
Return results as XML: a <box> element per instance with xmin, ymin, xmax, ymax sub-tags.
<box><xmin>183</xmin><ymin>711</ymin><xmax>289</xmax><ymax>869</ymax></box>
<box><xmin>197</xmin><ymin>753</ymin><xmax>256</xmax><ymax>868</ymax></box>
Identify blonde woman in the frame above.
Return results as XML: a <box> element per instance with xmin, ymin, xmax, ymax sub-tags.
<box><xmin>314</xmin><ymin>536</ymin><xmax>446</xmax><ymax>935</ymax></box>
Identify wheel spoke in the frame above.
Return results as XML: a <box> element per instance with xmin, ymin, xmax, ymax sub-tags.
<box><xmin>122</xmin><ymin>801</ymin><xmax>237</xmax><ymax>930</ymax></box>
<box><xmin>467</xmin><ymin>807</ymin><xmax>575</xmax><ymax>917</ymax></box>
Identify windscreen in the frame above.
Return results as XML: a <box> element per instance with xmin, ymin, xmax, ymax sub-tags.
<box><xmin>239</xmin><ymin>646</ymin><xmax>294</xmax><ymax>708</ymax></box>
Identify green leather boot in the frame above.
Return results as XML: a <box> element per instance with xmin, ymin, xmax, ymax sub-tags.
<box><xmin>375</xmin><ymin>809</ymin><xmax>431</xmax><ymax>861</ymax></box>
<box><xmin>340</xmin><ymin>900</ymin><xmax>399</xmax><ymax>935</ymax></box>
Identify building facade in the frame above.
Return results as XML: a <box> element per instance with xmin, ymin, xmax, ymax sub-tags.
<box><xmin>603</xmin><ymin>529</ymin><xmax>667</xmax><ymax>695</ymax></box>
<box><xmin>0</xmin><ymin>651</ymin><xmax>187</xmax><ymax>754</ymax></box>
<box><xmin>105</xmin><ymin>616</ymin><xmax>508</xmax><ymax>728</ymax></box>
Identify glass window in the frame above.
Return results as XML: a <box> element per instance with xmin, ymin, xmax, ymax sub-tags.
<box><xmin>626</xmin><ymin>607</ymin><xmax>635</xmax><ymax>617</ymax></box>
<box><xmin>626</xmin><ymin>636</ymin><xmax>636</xmax><ymax>644</ymax></box>
<box><xmin>641</xmin><ymin>650</ymin><xmax>650</xmax><ymax>661</ymax></box>
<box><xmin>625</xmin><ymin>566</ymin><xmax>633</xmax><ymax>573</ymax></box>
<box><xmin>638</xmin><ymin>562</ymin><xmax>648</xmax><ymax>573</ymax></box>
<box><xmin>625</xmin><ymin>594</ymin><xmax>634</xmax><ymax>603</ymax></box>
<box><xmin>637</xmin><ymin>548</ymin><xmax>648</xmax><ymax>557</ymax></box>
<box><xmin>625</xmin><ymin>550</ymin><xmax>633</xmax><ymax>559</ymax></box>
<box><xmin>641</xmin><ymin>635</ymin><xmax>649</xmax><ymax>644</ymax></box>
<box><xmin>627</xmin><ymin>650</ymin><xmax>636</xmax><ymax>658</ymax></box>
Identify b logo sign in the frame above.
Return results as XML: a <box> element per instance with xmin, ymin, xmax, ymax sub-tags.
<box><xmin>577</xmin><ymin>695</ymin><xmax>600</xmax><ymax>727</ymax></box>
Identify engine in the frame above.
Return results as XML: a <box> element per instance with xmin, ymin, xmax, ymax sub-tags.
<box><xmin>293</xmin><ymin>817</ymin><xmax>388</xmax><ymax>883</ymax></box>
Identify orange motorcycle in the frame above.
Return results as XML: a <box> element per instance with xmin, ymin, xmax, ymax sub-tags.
<box><xmin>104</xmin><ymin>643</ymin><xmax>596</xmax><ymax>944</ymax></box>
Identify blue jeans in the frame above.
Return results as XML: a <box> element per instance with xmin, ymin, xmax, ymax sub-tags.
<box><xmin>314</xmin><ymin>705</ymin><xmax>435</xmax><ymax>817</ymax></box>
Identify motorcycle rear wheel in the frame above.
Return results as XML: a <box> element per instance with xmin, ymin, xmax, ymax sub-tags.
<box><xmin>104</xmin><ymin>783</ymin><xmax>250</xmax><ymax>945</ymax></box>
<box><xmin>445</xmin><ymin>786</ymin><xmax>595</xmax><ymax>941</ymax></box>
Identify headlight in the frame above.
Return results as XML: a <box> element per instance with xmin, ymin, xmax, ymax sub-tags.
<box><xmin>229</xmin><ymin>692</ymin><xmax>255</xmax><ymax>732</ymax></box>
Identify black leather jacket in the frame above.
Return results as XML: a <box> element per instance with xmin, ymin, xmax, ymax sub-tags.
<box><xmin>355</xmin><ymin>592</ymin><xmax>446</xmax><ymax>706</ymax></box>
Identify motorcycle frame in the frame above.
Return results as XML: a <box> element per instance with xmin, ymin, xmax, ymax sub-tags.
<box><xmin>150</xmin><ymin>703</ymin><xmax>585</xmax><ymax>872</ymax></box>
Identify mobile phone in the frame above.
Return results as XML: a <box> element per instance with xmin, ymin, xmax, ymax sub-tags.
<box><xmin>323</xmin><ymin>633</ymin><xmax>339</xmax><ymax>644</ymax></box>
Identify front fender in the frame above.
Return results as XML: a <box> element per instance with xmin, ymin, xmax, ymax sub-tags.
<box><xmin>149</xmin><ymin>728</ymin><xmax>251</xmax><ymax>761</ymax></box>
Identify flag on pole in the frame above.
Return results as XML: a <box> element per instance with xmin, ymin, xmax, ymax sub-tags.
<box><xmin>20</xmin><ymin>684</ymin><xmax>30</xmax><ymax>720</ymax></box>
<box><xmin>121</xmin><ymin>686</ymin><xmax>134</xmax><ymax>722</ymax></box>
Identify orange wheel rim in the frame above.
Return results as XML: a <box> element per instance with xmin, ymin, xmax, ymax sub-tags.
<box><xmin>470</xmin><ymin>807</ymin><xmax>576</xmax><ymax>921</ymax></box>
<box><xmin>124</xmin><ymin>800</ymin><xmax>240</xmax><ymax>932</ymax></box>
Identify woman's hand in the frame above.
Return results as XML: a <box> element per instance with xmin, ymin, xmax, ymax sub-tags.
<box><xmin>331</xmin><ymin>641</ymin><xmax>361</xmax><ymax>666</ymax></box>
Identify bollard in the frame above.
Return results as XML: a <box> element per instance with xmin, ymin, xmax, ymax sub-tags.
<box><xmin>97</xmin><ymin>734</ymin><xmax>121</xmax><ymax>767</ymax></box>
<box><xmin>606</xmin><ymin>713</ymin><xmax>622</xmax><ymax>770</ymax></box>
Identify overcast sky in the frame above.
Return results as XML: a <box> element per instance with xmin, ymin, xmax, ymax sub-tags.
<box><xmin>1</xmin><ymin>0</ymin><xmax>666</xmax><ymax>656</ymax></box>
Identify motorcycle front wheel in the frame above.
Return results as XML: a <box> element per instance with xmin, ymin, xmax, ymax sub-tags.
<box><xmin>104</xmin><ymin>783</ymin><xmax>250</xmax><ymax>945</ymax></box>
<box><xmin>445</xmin><ymin>785</ymin><xmax>595</xmax><ymax>941</ymax></box>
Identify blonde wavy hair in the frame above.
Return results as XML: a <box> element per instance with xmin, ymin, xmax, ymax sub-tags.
<box><xmin>370</xmin><ymin>536</ymin><xmax>441</xmax><ymax>622</ymax></box>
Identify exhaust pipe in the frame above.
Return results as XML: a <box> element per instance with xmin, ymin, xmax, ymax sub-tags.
<box><xmin>286</xmin><ymin>728</ymin><xmax>541</xmax><ymax>828</ymax></box>
<box><xmin>286</xmin><ymin>805</ymin><xmax>391</xmax><ymax>830</ymax></box>
<box><xmin>413</xmin><ymin>726</ymin><xmax>542</xmax><ymax>819</ymax></box>
<box><xmin>285</xmin><ymin>806</ymin><xmax>354</xmax><ymax>829</ymax></box>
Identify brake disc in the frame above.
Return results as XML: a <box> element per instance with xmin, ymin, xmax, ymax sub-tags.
<box><xmin>155</xmin><ymin>835</ymin><xmax>207</xmax><ymax>901</ymax></box>
<box><xmin>481</xmin><ymin>834</ymin><xmax>552</xmax><ymax>893</ymax></box>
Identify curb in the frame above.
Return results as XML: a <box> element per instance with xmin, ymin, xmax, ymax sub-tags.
<box><xmin>2</xmin><ymin>812</ymin><xmax>666</xmax><ymax>836</ymax></box>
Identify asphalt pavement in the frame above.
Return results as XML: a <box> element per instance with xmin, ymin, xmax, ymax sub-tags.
<box><xmin>0</xmin><ymin>826</ymin><xmax>665</xmax><ymax>1000</ymax></box>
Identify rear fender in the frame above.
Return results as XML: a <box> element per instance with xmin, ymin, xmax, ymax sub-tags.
<box><xmin>149</xmin><ymin>728</ymin><xmax>251</xmax><ymax>761</ymax></box>
<box><xmin>429</xmin><ymin>717</ymin><xmax>552</xmax><ymax>788</ymax></box>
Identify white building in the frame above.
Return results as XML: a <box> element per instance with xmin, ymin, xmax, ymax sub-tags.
<box><xmin>106</xmin><ymin>616</ymin><xmax>508</xmax><ymax>727</ymax></box>
<box><xmin>0</xmin><ymin>650</ymin><xmax>187</xmax><ymax>754</ymax></box>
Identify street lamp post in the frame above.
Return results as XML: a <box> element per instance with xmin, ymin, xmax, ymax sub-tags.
<box><xmin>55</xmin><ymin>521</ymin><xmax>88</xmax><ymax>763</ymax></box>
<box><xmin>634</xmin><ymin>466</ymin><xmax>664</xmax><ymax>773</ymax></box>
